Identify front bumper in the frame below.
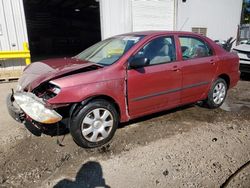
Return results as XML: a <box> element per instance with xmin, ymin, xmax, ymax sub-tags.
<box><xmin>7</xmin><ymin>94</ymin><xmax>42</xmax><ymax>136</ymax></box>
<box><xmin>6</xmin><ymin>92</ymin><xmax>69</xmax><ymax>136</ymax></box>
<box><xmin>6</xmin><ymin>93</ymin><xmax>25</xmax><ymax>123</ymax></box>
<box><xmin>7</xmin><ymin>91</ymin><xmax>62</xmax><ymax>124</ymax></box>
<box><xmin>240</xmin><ymin>63</ymin><xmax>250</xmax><ymax>73</ymax></box>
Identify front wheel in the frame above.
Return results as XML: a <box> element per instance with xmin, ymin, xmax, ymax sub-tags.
<box><xmin>205</xmin><ymin>78</ymin><xmax>228</xmax><ymax>109</ymax></box>
<box><xmin>70</xmin><ymin>99</ymin><xmax>119</xmax><ymax>148</ymax></box>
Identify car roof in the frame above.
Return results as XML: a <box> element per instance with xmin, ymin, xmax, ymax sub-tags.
<box><xmin>121</xmin><ymin>30</ymin><xmax>202</xmax><ymax>37</ymax></box>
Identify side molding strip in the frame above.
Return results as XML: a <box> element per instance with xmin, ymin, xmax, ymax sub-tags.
<box><xmin>131</xmin><ymin>81</ymin><xmax>209</xmax><ymax>102</ymax></box>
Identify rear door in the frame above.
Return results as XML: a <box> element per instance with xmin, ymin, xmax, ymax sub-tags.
<box><xmin>178</xmin><ymin>36</ymin><xmax>218</xmax><ymax>104</ymax></box>
<box><xmin>127</xmin><ymin>36</ymin><xmax>182</xmax><ymax>118</ymax></box>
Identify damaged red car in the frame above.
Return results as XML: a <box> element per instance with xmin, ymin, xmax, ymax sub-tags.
<box><xmin>7</xmin><ymin>31</ymin><xmax>239</xmax><ymax>148</ymax></box>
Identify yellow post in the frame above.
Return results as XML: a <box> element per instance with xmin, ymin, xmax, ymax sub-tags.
<box><xmin>0</xmin><ymin>42</ymin><xmax>31</xmax><ymax>65</ymax></box>
<box><xmin>23</xmin><ymin>42</ymin><xmax>31</xmax><ymax>65</ymax></box>
<box><xmin>0</xmin><ymin>42</ymin><xmax>31</xmax><ymax>80</ymax></box>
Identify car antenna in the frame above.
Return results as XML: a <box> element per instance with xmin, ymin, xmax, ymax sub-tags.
<box><xmin>179</xmin><ymin>17</ymin><xmax>189</xmax><ymax>31</ymax></box>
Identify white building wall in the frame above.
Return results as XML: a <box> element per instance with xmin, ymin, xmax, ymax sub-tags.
<box><xmin>100</xmin><ymin>0</ymin><xmax>132</xmax><ymax>39</ymax></box>
<box><xmin>100</xmin><ymin>0</ymin><xmax>175</xmax><ymax>39</ymax></box>
<box><xmin>176</xmin><ymin>0</ymin><xmax>243</xmax><ymax>40</ymax></box>
<box><xmin>0</xmin><ymin>0</ymin><xmax>28</xmax><ymax>51</ymax></box>
<box><xmin>0</xmin><ymin>0</ymin><xmax>28</xmax><ymax>78</ymax></box>
<box><xmin>132</xmin><ymin>0</ymin><xmax>175</xmax><ymax>32</ymax></box>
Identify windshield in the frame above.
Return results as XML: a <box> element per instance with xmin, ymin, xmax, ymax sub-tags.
<box><xmin>75</xmin><ymin>35</ymin><xmax>145</xmax><ymax>66</ymax></box>
<box><xmin>246</xmin><ymin>39</ymin><xmax>250</xmax><ymax>45</ymax></box>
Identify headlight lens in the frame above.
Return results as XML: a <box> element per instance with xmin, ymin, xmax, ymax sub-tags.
<box><xmin>14</xmin><ymin>92</ymin><xmax>62</xmax><ymax>124</ymax></box>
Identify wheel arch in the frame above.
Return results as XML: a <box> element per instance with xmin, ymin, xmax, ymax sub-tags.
<box><xmin>218</xmin><ymin>74</ymin><xmax>230</xmax><ymax>88</ymax></box>
<box><xmin>87</xmin><ymin>95</ymin><xmax>121</xmax><ymax>117</ymax></box>
<box><xmin>70</xmin><ymin>95</ymin><xmax>121</xmax><ymax>122</ymax></box>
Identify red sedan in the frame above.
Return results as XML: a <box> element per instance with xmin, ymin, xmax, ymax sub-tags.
<box><xmin>7</xmin><ymin>31</ymin><xmax>239</xmax><ymax>148</ymax></box>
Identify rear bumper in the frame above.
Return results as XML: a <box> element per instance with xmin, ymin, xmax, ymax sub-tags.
<box><xmin>6</xmin><ymin>93</ymin><xmax>25</xmax><ymax>123</ymax></box>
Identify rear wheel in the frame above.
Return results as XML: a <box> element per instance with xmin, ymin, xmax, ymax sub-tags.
<box><xmin>205</xmin><ymin>78</ymin><xmax>227</xmax><ymax>109</ymax></box>
<box><xmin>70</xmin><ymin>99</ymin><xmax>119</xmax><ymax>148</ymax></box>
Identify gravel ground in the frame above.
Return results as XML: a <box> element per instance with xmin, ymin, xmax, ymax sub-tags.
<box><xmin>0</xmin><ymin>78</ymin><xmax>250</xmax><ymax>188</ymax></box>
<box><xmin>0</xmin><ymin>82</ymin><xmax>29</xmax><ymax>155</ymax></box>
<box><xmin>43</xmin><ymin>121</ymin><xmax>250</xmax><ymax>188</ymax></box>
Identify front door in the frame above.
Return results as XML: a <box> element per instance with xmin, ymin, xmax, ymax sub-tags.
<box><xmin>127</xmin><ymin>36</ymin><xmax>182</xmax><ymax>118</ymax></box>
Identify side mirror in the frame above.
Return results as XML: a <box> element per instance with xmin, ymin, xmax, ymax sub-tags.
<box><xmin>129</xmin><ymin>57</ymin><xmax>149</xmax><ymax>69</ymax></box>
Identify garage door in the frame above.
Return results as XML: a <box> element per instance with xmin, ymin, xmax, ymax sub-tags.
<box><xmin>132</xmin><ymin>0</ymin><xmax>175</xmax><ymax>31</ymax></box>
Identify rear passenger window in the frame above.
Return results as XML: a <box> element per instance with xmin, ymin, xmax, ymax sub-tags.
<box><xmin>179</xmin><ymin>37</ymin><xmax>213</xmax><ymax>60</ymax></box>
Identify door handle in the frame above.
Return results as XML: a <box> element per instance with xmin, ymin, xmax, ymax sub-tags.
<box><xmin>172</xmin><ymin>65</ymin><xmax>180</xmax><ymax>72</ymax></box>
<box><xmin>210</xmin><ymin>59</ymin><xmax>216</xmax><ymax>65</ymax></box>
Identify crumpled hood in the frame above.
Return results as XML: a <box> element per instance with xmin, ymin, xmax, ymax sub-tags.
<box><xmin>18</xmin><ymin>58</ymin><xmax>101</xmax><ymax>91</ymax></box>
<box><xmin>234</xmin><ymin>44</ymin><xmax>250</xmax><ymax>52</ymax></box>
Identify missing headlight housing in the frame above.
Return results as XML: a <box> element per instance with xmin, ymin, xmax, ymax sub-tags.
<box><xmin>33</xmin><ymin>81</ymin><xmax>61</xmax><ymax>100</ymax></box>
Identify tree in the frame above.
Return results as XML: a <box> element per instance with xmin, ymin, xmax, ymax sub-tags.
<box><xmin>242</xmin><ymin>0</ymin><xmax>250</xmax><ymax>24</ymax></box>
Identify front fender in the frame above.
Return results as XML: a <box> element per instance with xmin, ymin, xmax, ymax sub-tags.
<box><xmin>47</xmin><ymin>79</ymin><xmax>129</xmax><ymax>122</ymax></box>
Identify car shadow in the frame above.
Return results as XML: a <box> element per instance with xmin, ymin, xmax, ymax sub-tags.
<box><xmin>25</xmin><ymin>121</ymin><xmax>70</xmax><ymax>137</ymax></box>
<box><xmin>42</xmin><ymin>104</ymin><xmax>195</xmax><ymax>137</ymax></box>
<box><xmin>53</xmin><ymin>161</ymin><xmax>110</xmax><ymax>188</ymax></box>
<box><xmin>119</xmin><ymin>104</ymin><xmax>195</xmax><ymax>129</ymax></box>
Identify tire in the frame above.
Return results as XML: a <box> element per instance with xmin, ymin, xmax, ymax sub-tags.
<box><xmin>205</xmin><ymin>78</ymin><xmax>227</xmax><ymax>109</ymax></box>
<box><xmin>70</xmin><ymin>99</ymin><xmax>119</xmax><ymax>148</ymax></box>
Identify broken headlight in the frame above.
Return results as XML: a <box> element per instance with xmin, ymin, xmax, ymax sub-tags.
<box><xmin>14</xmin><ymin>92</ymin><xmax>62</xmax><ymax>124</ymax></box>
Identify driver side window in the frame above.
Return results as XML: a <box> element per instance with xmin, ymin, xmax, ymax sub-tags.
<box><xmin>135</xmin><ymin>36</ymin><xmax>176</xmax><ymax>66</ymax></box>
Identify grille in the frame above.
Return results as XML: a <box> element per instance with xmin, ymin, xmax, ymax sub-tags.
<box><xmin>240</xmin><ymin>64</ymin><xmax>250</xmax><ymax>73</ymax></box>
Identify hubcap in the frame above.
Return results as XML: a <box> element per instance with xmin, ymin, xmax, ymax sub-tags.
<box><xmin>81</xmin><ymin>108</ymin><xmax>114</xmax><ymax>142</ymax></box>
<box><xmin>213</xmin><ymin>82</ymin><xmax>226</xmax><ymax>105</ymax></box>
